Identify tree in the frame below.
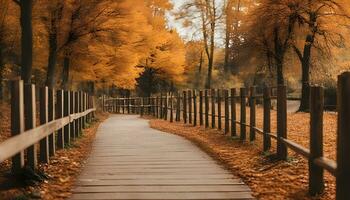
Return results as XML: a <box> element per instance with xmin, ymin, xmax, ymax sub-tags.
<box><xmin>250</xmin><ymin>0</ymin><xmax>299</xmax><ymax>85</ymax></box>
<box><xmin>291</xmin><ymin>0</ymin><xmax>349</xmax><ymax>111</ymax></box>
<box><xmin>13</xmin><ymin>0</ymin><xmax>33</xmax><ymax>84</ymax></box>
<box><xmin>44</xmin><ymin>0</ymin><xmax>64</xmax><ymax>88</ymax></box>
<box><xmin>177</xmin><ymin>0</ymin><xmax>221</xmax><ymax>89</ymax></box>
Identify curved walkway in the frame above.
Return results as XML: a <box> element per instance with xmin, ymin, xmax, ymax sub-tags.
<box><xmin>70</xmin><ymin>115</ymin><xmax>253</xmax><ymax>200</ymax></box>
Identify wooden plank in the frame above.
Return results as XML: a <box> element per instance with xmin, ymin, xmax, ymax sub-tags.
<box><xmin>77</xmin><ymin>174</ymin><xmax>234</xmax><ymax>180</ymax></box>
<box><xmin>73</xmin><ymin>185</ymin><xmax>251</xmax><ymax>193</ymax></box>
<box><xmin>70</xmin><ymin>115</ymin><xmax>252</xmax><ymax>200</ymax></box>
<box><xmin>70</xmin><ymin>192</ymin><xmax>253</xmax><ymax>200</ymax></box>
<box><xmin>76</xmin><ymin>179</ymin><xmax>243</xmax><ymax>186</ymax></box>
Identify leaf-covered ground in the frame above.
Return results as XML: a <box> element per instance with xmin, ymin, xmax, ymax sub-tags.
<box><xmin>149</xmin><ymin>108</ymin><xmax>337</xmax><ymax>200</ymax></box>
<box><xmin>0</xmin><ymin>101</ymin><xmax>108</xmax><ymax>200</ymax></box>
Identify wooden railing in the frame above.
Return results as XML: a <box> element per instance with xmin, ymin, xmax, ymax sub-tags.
<box><xmin>103</xmin><ymin>72</ymin><xmax>350</xmax><ymax>200</ymax></box>
<box><xmin>0</xmin><ymin>80</ymin><xmax>96</xmax><ymax>174</ymax></box>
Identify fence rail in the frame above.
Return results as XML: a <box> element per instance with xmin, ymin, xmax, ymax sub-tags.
<box><xmin>0</xmin><ymin>80</ymin><xmax>96</xmax><ymax>174</ymax></box>
<box><xmin>103</xmin><ymin>72</ymin><xmax>350</xmax><ymax>200</ymax></box>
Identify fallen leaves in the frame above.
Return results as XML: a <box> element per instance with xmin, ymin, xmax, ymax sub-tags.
<box><xmin>0</xmin><ymin>104</ymin><xmax>109</xmax><ymax>200</ymax></box>
<box><xmin>149</xmin><ymin>108</ymin><xmax>337</xmax><ymax>200</ymax></box>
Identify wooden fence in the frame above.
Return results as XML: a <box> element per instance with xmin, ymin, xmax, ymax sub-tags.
<box><xmin>103</xmin><ymin>72</ymin><xmax>350</xmax><ymax>200</ymax></box>
<box><xmin>0</xmin><ymin>80</ymin><xmax>96</xmax><ymax>174</ymax></box>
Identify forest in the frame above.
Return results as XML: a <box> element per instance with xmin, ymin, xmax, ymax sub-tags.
<box><xmin>0</xmin><ymin>0</ymin><xmax>350</xmax><ymax>111</ymax></box>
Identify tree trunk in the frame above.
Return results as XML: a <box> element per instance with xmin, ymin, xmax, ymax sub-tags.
<box><xmin>298</xmin><ymin>34</ymin><xmax>313</xmax><ymax>112</ymax></box>
<box><xmin>206</xmin><ymin>46</ymin><xmax>214</xmax><ymax>89</ymax></box>
<box><xmin>276</xmin><ymin>57</ymin><xmax>284</xmax><ymax>85</ymax></box>
<box><xmin>273</xmin><ymin>27</ymin><xmax>285</xmax><ymax>86</ymax></box>
<box><xmin>19</xmin><ymin>0</ymin><xmax>33</xmax><ymax>84</ymax></box>
<box><xmin>45</xmin><ymin>33</ymin><xmax>58</xmax><ymax>88</ymax></box>
<box><xmin>0</xmin><ymin>68</ymin><xmax>3</xmax><ymax>101</ymax></box>
<box><xmin>195</xmin><ymin>51</ymin><xmax>203</xmax><ymax>88</ymax></box>
<box><xmin>206</xmin><ymin>21</ymin><xmax>215</xmax><ymax>89</ymax></box>
<box><xmin>61</xmin><ymin>55</ymin><xmax>70</xmax><ymax>90</ymax></box>
<box><xmin>0</xmin><ymin>45</ymin><xmax>3</xmax><ymax>100</ymax></box>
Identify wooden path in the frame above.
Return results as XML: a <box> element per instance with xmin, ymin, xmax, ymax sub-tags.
<box><xmin>70</xmin><ymin>115</ymin><xmax>253</xmax><ymax>200</ymax></box>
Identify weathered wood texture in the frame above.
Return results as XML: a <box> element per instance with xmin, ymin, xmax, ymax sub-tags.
<box><xmin>70</xmin><ymin>115</ymin><xmax>253</xmax><ymax>200</ymax></box>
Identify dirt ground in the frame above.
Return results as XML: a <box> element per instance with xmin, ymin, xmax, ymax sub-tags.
<box><xmin>0</xmin><ymin>101</ymin><xmax>108</xmax><ymax>200</ymax></box>
<box><xmin>149</xmin><ymin>105</ymin><xmax>337</xmax><ymax>200</ymax></box>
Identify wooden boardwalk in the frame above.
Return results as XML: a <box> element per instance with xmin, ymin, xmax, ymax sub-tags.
<box><xmin>70</xmin><ymin>115</ymin><xmax>253</xmax><ymax>200</ymax></box>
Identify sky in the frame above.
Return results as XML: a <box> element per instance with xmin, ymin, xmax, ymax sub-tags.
<box><xmin>166</xmin><ymin>0</ymin><xmax>225</xmax><ymax>44</ymax></box>
<box><xmin>166</xmin><ymin>0</ymin><xmax>198</xmax><ymax>41</ymax></box>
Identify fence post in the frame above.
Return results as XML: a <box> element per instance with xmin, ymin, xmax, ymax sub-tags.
<box><xmin>140</xmin><ymin>98</ymin><xmax>144</xmax><ymax>117</ymax></box>
<box><xmin>224</xmin><ymin>90</ymin><xmax>229</xmax><ymax>134</ymax></box>
<box><xmin>155</xmin><ymin>96</ymin><xmax>159</xmax><ymax>118</ymax></box>
<box><xmin>122</xmin><ymin>96</ymin><xmax>125</xmax><ymax>114</ymax></box>
<box><xmin>240</xmin><ymin>88</ymin><xmax>246</xmax><ymax>141</ymax></box>
<box><xmin>176</xmin><ymin>93</ymin><xmax>180</xmax><ymax>121</ymax></box>
<box><xmin>199</xmin><ymin>90</ymin><xmax>203</xmax><ymax>126</ymax></box>
<box><xmin>102</xmin><ymin>95</ymin><xmax>105</xmax><ymax>112</ymax></box>
<box><xmin>70</xmin><ymin>91</ymin><xmax>76</xmax><ymax>140</ymax></box>
<box><xmin>183</xmin><ymin>91</ymin><xmax>187</xmax><ymax>123</ymax></box>
<box><xmin>263</xmin><ymin>87</ymin><xmax>271</xmax><ymax>151</ymax></box>
<box><xmin>127</xmin><ymin>96</ymin><xmax>130</xmax><ymax>114</ymax></box>
<box><xmin>277</xmin><ymin>85</ymin><xmax>287</xmax><ymax>160</ymax></box>
<box><xmin>164</xmin><ymin>94</ymin><xmax>168</xmax><ymax>120</ymax></box>
<box><xmin>79</xmin><ymin>92</ymin><xmax>83</xmax><ymax>131</ymax></box>
<box><xmin>74</xmin><ymin>92</ymin><xmax>79</xmax><ymax>138</ymax></box>
<box><xmin>39</xmin><ymin>87</ymin><xmax>49</xmax><ymax>163</ymax></box>
<box><xmin>82</xmin><ymin>92</ymin><xmax>86</xmax><ymax>128</ymax></box>
<box><xmin>336</xmin><ymin>72</ymin><xmax>350</xmax><ymax>200</ymax></box>
<box><xmin>231</xmin><ymin>88</ymin><xmax>236</xmax><ymax>137</ymax></box>
<box><xmin>211</xmin><ymin>89</ymin><xmax>216</xmax><ymax>128</ymax></box>
<box><xmin>250</xmin><ymin>87</ymin><xmax>256</xmax><ymax>142</ymax></box>
<box><xmin>64</xmin><ymin>91</ymin><xmax>70</xmax><ymax>145</ymax></box>
<box><xmin>218</xmin><ymin>89</ymin><xmax>222</xmax><ymax>130</ymax></box>
<box><xmin>193</xmin><ymin>90</ymin><xmax>197</xmax><ymax>126</ymax></box>
<box><xmin>160</xmin><ymin>94</ymin><xmax>163</xmax><ymax>118</ymax></box>
<box><xmin>205</xmin><ymin>90</ymin><xmax>209</xmax><ymax>128</ymax></box>
<box><xmin>24</xmin><ymin>84</ymin><xmax>38</xmax><ymax>170</ymax></box>
<box><xmin>309</xmin><ymin>86</ymin><xmax>324</xmax><ymax>195</ymax></box>
<box><xmin>188</xmin><ymin>90</ymin><xmax>192</xmax><ymax>124</ymax></box>
<box><xmin>79</xmin><ymin>92</ymin><xmax>83</xmax><ymax>134</ymax></box>
<box><xmin>116</xmin><ymin>97</ymin><xmax>119</xmax><ymax>114</ymax></box>
<box><xmin>170</xmin><ymin>94</ymin><xmax>173</xmax><ymax>122</ymax></box>
<box><xmin>11</xmin><ymin>80</ymin><xmax>25</xmax><ymax>173</ymax></box>
<box><xmin>57</xmin><ymin>90</ymin><xmax>64</xmax><ymax>149</ymax></box>
<box><xmin>48</xmin><ymin>88</ymin><xmax>56</xmax><ymax>156</ymax></box>
<box><xmin>85</xmin><ymin>93</ymin><xmax>88</xmax><ymax>124</ymax></box>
